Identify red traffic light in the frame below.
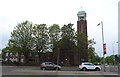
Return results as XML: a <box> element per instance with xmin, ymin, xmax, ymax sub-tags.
<box><xmin>103</xmin><ymin>43</ymin><xmax>106</xmax><ymax>54</ymax></box>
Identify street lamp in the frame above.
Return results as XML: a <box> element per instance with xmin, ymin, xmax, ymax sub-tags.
<box><xmin>97</xmin><ymin>21</ymin><xmax>106</xmax><ymax>72</ymax></box>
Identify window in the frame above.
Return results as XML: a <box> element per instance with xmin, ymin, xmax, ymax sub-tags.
<box><xmin>84</xmin><ymin>63</ymin><xmax>91</xmax><ymax>65</ymax></box>
<box><xmin>90</xmin><ymin>64</ymin><xmax>95</xmax><ymax>66</ymax></box>
<box><xmin>45</xmin><ymin>63</ymin><xmax>50</xmax><ymax>65</ymax></box>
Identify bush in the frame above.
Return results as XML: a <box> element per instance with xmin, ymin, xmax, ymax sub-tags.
<box><xmin>2</xmin><ymin>60</ymin><xmax>20</xmax><ymax>65</ymax></box>
<box><xmin>24</xmin><ymin>61</ymin><xmax>37</xmax><ymax>66</ymax></box>
<box><xmin>13</xmin><ymin>61</ymin><xmax>20</xmax><ymax>65</ymax></box>
<box><xmin>2</xmin><ymin>61</ymin><xmax>7</xmax><ymax>64</ymax></box>
<box><xmin>2</xmin><ymin>60</ymin><xmax>14</xmax><ymax>65</ymax></box>
<box><xmin>6</xmin><ymin>60</ymin><xmax>13</xmax><ymax>65</ymax></box>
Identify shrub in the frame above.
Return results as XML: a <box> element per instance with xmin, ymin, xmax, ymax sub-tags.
<box><xmin>2</xmin><ymin>60</ymin><xmax>14</xmax><ymax>65</ymax></box>
<box><xmin>24</xmin><ymin>61</ymin><xmax>37</xmax><ymax>66</ymax></box>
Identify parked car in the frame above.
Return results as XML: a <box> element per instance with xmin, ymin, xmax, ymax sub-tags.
<box><xmin>79</xmin><ymin>62</ymin><xmax>101</xmax><ymax>71</ymax></box>
<box><xmin>40</xmin><ymin>62</ymin><xmax>61</xmax><ymax>70</ymax></box>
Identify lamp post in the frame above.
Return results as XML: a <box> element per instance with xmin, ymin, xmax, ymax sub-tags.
<box><xmin>97</xmin><ymin>21</ymin><xmax>106</xmax><ymax>72</ymax></box>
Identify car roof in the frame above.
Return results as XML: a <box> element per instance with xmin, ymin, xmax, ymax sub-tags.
<box><xmin>42</xmin><ymin>62</ymin><xmax>53</xmax><ymax>63</ymax></box>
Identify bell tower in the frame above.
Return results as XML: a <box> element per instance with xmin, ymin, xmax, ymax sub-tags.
<box><xmin>77</xmin><ymin>11</ymin><xmax>87</xmax><ymax>35</ymax></box>
<box><xmin>77</xmin><ymin>10</ymin><xmax>88</xmax><ymax>62</ymax></box>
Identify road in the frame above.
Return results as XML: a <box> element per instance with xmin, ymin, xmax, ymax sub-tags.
<box><xmin>2</xmin><ymin>66</ymin><xmax>119</xmax><ymax>76</ymax></box>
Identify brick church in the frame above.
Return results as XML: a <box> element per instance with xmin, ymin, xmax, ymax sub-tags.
<box><xmin>54</xmin><ymin>10</ymin><xmax>88</xmax><ymax>65</ymax></box>
<box><xmin>3</xmin><ymin>10</ymin><xmax>88</xmax><ymax>66</ymax></box>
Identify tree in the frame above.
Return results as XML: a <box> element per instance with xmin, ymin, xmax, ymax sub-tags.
<box><xmin>10</xmin><ymin>21</ymin><xmax>34</xmax><ymax>64</ymax></box>
<box><xmin>61</xmin><ymin>23</ymin><xmax>75</xmax><ymax>41</ymax></box>
<box><xmin>48</xmin><ymin>24</ymin><xmax>60</xmax><ymax>53</ymax></box>
<box><xmin>49</xmin><ymin>24</ymin><xmax>60</xmax><ymax>44</ymax></box>
<box><xmin>48</xmin><ymin>24</ymin><xmax>61</xmax><ymax>64</ymax></box>
<box><xmin>88</xmin><ymin>39</ymin><xmax>96</xmax><ymax>63</ymax></box>
<box><xmin>55</xmin><ymin>23</ymin><xmax>76</xmax><ymax>65</ymax></box>
<box><xmin>33</xmin><ymin>24</ymin><xmax>48</xmax><ymax>63</ymax></box>
<box><xmin>57</xmin><ymin>37</ymin><xmax>77</xmax><ymax>65</ymax></box>
<box><xmin>105</xmin><ymin>55</ymin><xmax>114</xmax><ymax>64</ymax></box>
<box><xmin>8</xmin><ymin>39</ymin><xmax>23</xmax><ymax>63</ymax></box>
<box><xmin>76</xmin><ymin>32</ymin><xmax>88</xmax><ymax>63</ymax></box>
<box><xmin>0</xmin><ymin>53</ymin><xmax>1</xmax><ymax>58</ymax></box>
<box><xmin>88</xmin><ymin>39</ymin><xmax>96</xmax><ymax>47</ymax></box>
<box><xmin>88</xmin><ymin>39</ymin><xmax>101</xmax><ymax>64</ymax></box>
<box><xmin>88</xmin><ymin>47</ymin><xmax>101</xmax><ymax>64</ymax></box>
<box><xmin>2</xmin><ymin>46</ymin><xmax>11</xmax><ymax>61</ymax></box>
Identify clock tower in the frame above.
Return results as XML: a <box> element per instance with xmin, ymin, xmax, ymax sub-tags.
<box><xmin>77</xmin><ymin>11</ymin><xmax>88</xmax><ymax>63</ymax></box>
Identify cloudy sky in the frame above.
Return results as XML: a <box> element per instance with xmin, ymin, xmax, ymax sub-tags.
<box><xmin>0</xmin><ymin>0</ymin><xmax>119</xmax><ymax>57</ymax></box>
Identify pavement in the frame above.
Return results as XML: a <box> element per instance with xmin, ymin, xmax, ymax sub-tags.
<box><xmin>11</xmin><ymin>70</ymin><xmax>118</xmax><ymax>75</ymax></box>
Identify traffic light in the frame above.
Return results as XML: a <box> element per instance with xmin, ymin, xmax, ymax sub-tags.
<box><xmin>103</xmin><ymin>43</ymin><xmax>106</xmax><ymax>54</ymax></box>
<box><xmin>115</xmin><ymin>55</ymin><xmax>118</xmax><ymax>61</ymax></box>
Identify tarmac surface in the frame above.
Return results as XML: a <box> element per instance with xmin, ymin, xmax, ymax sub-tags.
<box><xmin>2</xmin><ymin>66</ymin><xmax>119</xmax><ymax>75</ymax></box>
